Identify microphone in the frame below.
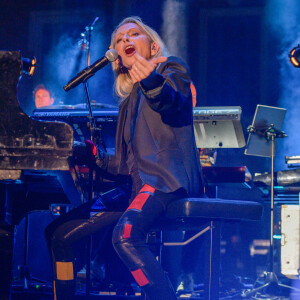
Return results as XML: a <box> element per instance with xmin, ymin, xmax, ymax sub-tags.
<box><xmin>64</xmin><ymin>49</ymin><xmax>118</xmax><ymax>92</ymax></box>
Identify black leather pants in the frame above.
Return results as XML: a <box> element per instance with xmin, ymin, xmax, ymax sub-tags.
<box><xmin>112</xmin><ymin>184</ymin><xmax>181</xmax><ymax>300</ymax></box>
<box><xmin>45</xmin><ymin>199</ymin><xmax>123</xmax><ymax>300</ymax></box>
<box><xmin>46</xmin><ymin>185</ymin><xmax>183</xmax><ymax>300</ymax></box>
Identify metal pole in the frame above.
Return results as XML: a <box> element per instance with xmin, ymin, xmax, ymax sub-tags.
<box><xmin>270</xmin><ymin>134</ymin><xmax>275</xmax><ymax>272</ymax></box>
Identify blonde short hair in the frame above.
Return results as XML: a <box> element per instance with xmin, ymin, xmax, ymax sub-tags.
<box><xmin>110</xmin><ymin>16</ymin><xmax>168</xmax><ymax>100</ymax></box>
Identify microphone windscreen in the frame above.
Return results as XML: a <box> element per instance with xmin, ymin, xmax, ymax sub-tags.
<box><xmin>105</xmin><ymin>49</ymin><xmax>118</xmax><ymax>62</ymax></box>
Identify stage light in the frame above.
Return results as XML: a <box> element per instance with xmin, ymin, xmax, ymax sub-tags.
<box><xmin>289</xmin><ymin>45</ymin><xmax>300</xmax><ymax>67</ymax></box>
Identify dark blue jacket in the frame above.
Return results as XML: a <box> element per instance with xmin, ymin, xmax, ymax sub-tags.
<box><xmin>107</xmin><ymin>56</ymin><xmax>203</xmax><ymax>196</ymax></box>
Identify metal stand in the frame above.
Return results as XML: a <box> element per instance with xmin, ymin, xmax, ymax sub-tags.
<box><xmin>82</xmin><ymin>80</ymin><xmax>94</xmax><ymax>297</ymax></box>
<box><xmin>243</xmin><ymin>130</ymin><xmax>291</xmax><ymax>297</ymax></box>
<box><xmin>65</xmin><ymin>16</ymin><xmax>108</xmax><ymax>298</ymax></box>
<box><xmin>80</xmin><ymin>17</ymin><xmax>101</xmax><ymax>297</ymax></box>
<box><xmin>243</xmin><ymin>106</ymin><xmax>300</xmax><ymax>298</ymax></box>
<box><xmin>80</xmin><ymin>40</ymin><xmax>108</xmax><ymax>297</ymax></box>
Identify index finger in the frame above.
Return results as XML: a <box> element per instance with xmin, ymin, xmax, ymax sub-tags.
<box><xmin>150</xmin><ymin>56</ymin><xmax>167</xmax><ymax>66</ymax></box>
<box><xmin>133</xmin><ymin>53</ymin><xmax>150</xmax><ymax>66</ymax></box>
<box><xmin>134</xmin><ymin>53</ymin><xmax>167</xmax><ymax>68</ymax></box>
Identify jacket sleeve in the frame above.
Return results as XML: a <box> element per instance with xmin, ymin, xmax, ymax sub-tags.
<box><xmin>139</xmin><ymin>56</ymin><xmax>192</xmax><ymax>113</ymax></box>
<box><xmin>95</xmin><ymin>154</ymin><xmax>129</xmax><ymax>182</ymax></box>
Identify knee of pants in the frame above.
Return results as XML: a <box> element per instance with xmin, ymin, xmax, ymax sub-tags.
<box><xmin>112</xmin><ymin>222</ymin><xmax>125</xmax><ymax>251</ymax></box>
<box><xmin>112</xmin><ymin>219</ymin><xmax>138</xmax><ymax>255</ymax></box>
<box><xmin>112</xmin><ymin>212</ymin><xmax>147</xmax><ymax>255</ymax></box>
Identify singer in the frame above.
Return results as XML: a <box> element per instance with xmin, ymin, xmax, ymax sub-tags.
<box><xmin>46</xmin><ymin>16</ymin><xmax>204</xmax><ymax>300</ymax></box>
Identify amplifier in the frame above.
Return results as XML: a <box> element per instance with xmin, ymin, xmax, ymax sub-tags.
<box><xmin>280</xmin><ymin>204</ymin><xmax>300</xmax><ymax>278</ymax></box>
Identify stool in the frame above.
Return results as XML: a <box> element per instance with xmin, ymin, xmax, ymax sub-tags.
<box><xmin>153</xmin><ymin>197</ymin><xmax>264</xmax><ymax>300</ymax></box>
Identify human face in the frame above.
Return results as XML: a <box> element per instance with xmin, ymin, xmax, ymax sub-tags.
<box><xmin>114</xmin><ymin>23</ymin><xmax>152</xmax><ymax>69</ymax></box>
<box><xmin>35</xmin><ymin>89</ymin><xmax>54</xmax><ymax>108</ymax></box>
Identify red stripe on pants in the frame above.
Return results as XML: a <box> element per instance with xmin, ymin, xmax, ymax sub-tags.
<box><xmin>139</xmin><ymin>184</ymin><xmax>155</xmax><ymax>194</ymax></box>
<box><xmin>123</xmin><ymin>223</ymin><xmax>132</xmax><ymax>239</ymax></box>
<box><xmin>127</xmin><ymin>185</ymin><xmax>155</xmax><ymax>211</ymax></box>
<box><xmin>131</xmin><ymin>268</ymin><xmax>150</xmax><ymax>286</ymax></box>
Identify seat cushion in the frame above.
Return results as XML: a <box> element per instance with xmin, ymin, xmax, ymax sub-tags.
<box><xmin>165</xmin><ymin>198</ymin><xmax>263</xmax><ymax>221</ymax></box>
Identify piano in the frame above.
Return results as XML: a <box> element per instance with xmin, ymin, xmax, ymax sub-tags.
<box><xmin>0</xmin><ymin>51</ymin><xmax>77</xmax><ymax>298</ymax></box>
<box><xmin>0</xmin><ymin>51</ymin><xmax>73</xmax><ymax>181</ymax></box>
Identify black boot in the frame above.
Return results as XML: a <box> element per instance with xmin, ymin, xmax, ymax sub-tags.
<box><xmin>142</xmin><ymin>271</ymin><xmax>177</xmax><ymax>300</ymax></box>
<box><xmin>53</xmin><ymin>279</ymin><xmax>76</xmax><ymax>300</ymax></box>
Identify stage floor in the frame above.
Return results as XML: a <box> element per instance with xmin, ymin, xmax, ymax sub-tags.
<box><xmin>10</xmin><ymin>284</ymin><xmax>296</xmax><ymax>300</ymax></box>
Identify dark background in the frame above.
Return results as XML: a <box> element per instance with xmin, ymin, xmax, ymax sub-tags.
<box><xmin>1</xmin><ymin>0</ymin><xmax>299</xmax><ymax>284</ymax></box>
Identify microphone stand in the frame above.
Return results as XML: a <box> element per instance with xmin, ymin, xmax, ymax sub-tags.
<box><xmin>82</xmin><ymin>17</ymin><xmax>104</xmax><ymax>148</ymax></box>
<box><xmin>67</xmin><ymin>17</ymin><xmax>108</xmax><ymax>297</ymax></box>
<box><xmin>82</xmin><ymin>80</ymin><xmax>93</xmax><ymax>298</ymax></box>
<box><xmin>86</xmin><ymin>17</ymin><xmax>99</xmax><ymax>68</ymax></box>
<box><xmin>81</xmin><ymin>17</ymin><xmax>99</xmax><ymax>298</ymax></box>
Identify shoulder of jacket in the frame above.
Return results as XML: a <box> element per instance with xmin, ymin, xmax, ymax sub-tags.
<box><xmin>156</xmin><ymin>56</ymin><xmax>190</xmax><ymax>74</ymax></box>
